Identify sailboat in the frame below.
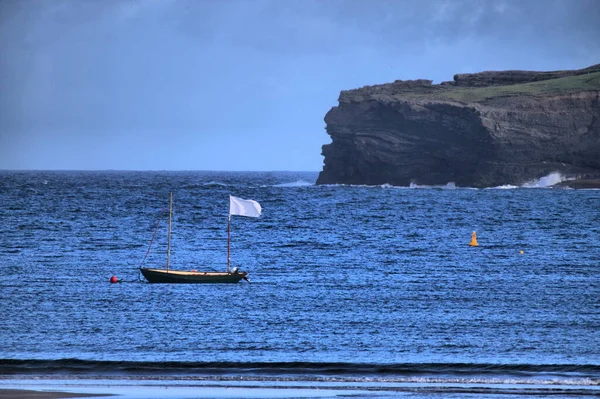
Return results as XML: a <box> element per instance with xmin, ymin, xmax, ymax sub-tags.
<box><xmin>139</xmin><ymin>193</ymin><xmax>262</xmax><ymax>284</ymax></box>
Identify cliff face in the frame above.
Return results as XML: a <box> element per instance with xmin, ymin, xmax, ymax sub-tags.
<box><xmin>317</xmin><ymin>65</ymin><xmax>600</xmax><ymax>187</ymax></box>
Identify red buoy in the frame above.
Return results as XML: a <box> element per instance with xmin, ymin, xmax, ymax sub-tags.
<box><xmin>110</xmin><ymin>275</ymin><xmax>118</xmax><ymax>284</ymax></box>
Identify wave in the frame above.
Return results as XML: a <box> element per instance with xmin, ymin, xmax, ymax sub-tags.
<box><xmin>487</xmin><ymin>184</ymin><xmax>519</xmax><ymax>189</ymax></box>
<box><xmin>201</xmin><ymin>181</ymin><xmax>228</xmax><ymax>187</ymax></box>
<box><xmin>0</xmin><ymin>374</ymin><xmax>597</xmax><ymax>387</ymax></box>
<box><xmin>523</xmin><ymin>172</ymin><xmax>570</xmax><ymax>188</ymax></box>
<box><xmin>273</xmin><ymin>180</ymin><xmax>314</xmax><ymax>187</ymax></box>
<box><xmin>409</xmin><ymin>182</ymin><xmax>459</xmax><ymax>189</ymax></box>
<box><xmin>320</xmin><ymin>182</ymin><xmax>465</xmax><ymax>189</ymax></box>
<box><xmin>1</xmin><ymin>359</ymin><xmax>598</xmax><ymax>381</ymax></box>
<box><xmin>318</xmin><ymin>173</ymin><xmax>581</xmax><ymax>190</ymax></box>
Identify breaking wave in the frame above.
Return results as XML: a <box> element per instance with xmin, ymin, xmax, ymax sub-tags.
<box><xmin>522</xmin><ymin>172</ymin><xmax>569</xmax><ymax>188</ymax></box>
<box><xmin>327</xmin><ymin>173</ymin><xmax>578</xmax><ymax>190</ymax></box>
<box><xmin>202</xmin><ymin>181</ymin><xmax>229</xmax><ymax>187</ymax></box>
<box><xmin>1</xmin><ymin>359</ymin><xmax>599</xmax><ymax>384</ymax></box>
<box><xmin>489</xmin><ymin>184</ymin><xmax>519</xmax><ymax>189</ymax></box>
<box><xmin>273</xmin><ymin>180</ymin><xmax>314</xmax><ymax>187</ymax></box>
<box><xmin>408</xmin><ymin>182</ymin><xmax>458</xmax><ymax>189</ymax></box>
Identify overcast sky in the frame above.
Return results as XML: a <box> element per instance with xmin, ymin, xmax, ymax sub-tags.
<box><xmin>1</xmin><ymin>0</ymin><xmax>599</xmax><ymax>171</ymax></box>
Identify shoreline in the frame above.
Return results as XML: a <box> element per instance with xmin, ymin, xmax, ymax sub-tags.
<box><xmin>2</xmin><ymin>377</ymin><xmax>599</xmax><ymax>399</ymax></box>
<box><xmin>553</xmin><ymin>178</ymin><xmax>600</xmax><ymax>189</ymax></box>
<box><xmin>0</xmin><ymin>385</ymin><xmax>392</xmax><ymax>399</ymax></box>
<box><xmin>0</xmin><ymin>390</ymin><xmax>113</xmax><ymax>399</ymax></box>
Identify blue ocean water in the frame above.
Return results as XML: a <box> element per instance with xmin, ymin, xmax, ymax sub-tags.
<box><xmin>0</xmin><ymin>171</ymin><xmax>599</xmax><ymax>397</ymax></box>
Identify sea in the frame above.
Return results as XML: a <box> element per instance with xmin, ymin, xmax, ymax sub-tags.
<box><xmin>0</xmin><ymin>170</ymin><xmax>598</xmax><ymax>398</ymax></box>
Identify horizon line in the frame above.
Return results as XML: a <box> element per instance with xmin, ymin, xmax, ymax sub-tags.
<box><xmin>0</xmin><ymin>168</ymin><xmax>321</xmax><ymax>173</ymax></box>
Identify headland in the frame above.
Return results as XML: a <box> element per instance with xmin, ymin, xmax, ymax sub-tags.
<box><xmin>317</xmin><ymin>64</ymin><xmax>600</xmax><ymax>188</ymax></box>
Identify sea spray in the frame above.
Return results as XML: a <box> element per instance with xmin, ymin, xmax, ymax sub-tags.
<box><xmin>523</xmin><ymin>172</ymin><xmax>567</xmax><ymax>188</ymax></box>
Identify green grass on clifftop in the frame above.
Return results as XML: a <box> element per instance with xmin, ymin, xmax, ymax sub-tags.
<box><xmin>401</xmin><ymin>72</ymin><xmax>600</xmax><ymax>103</ymax></box>
<box><xmin>421</xmin><ymin>71</ymin><xmax>600</xmax><ymax>103</ymax></box>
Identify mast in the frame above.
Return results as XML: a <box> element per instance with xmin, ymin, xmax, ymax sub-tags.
<box><xmin>166</xmin><ymin>192</ymin><xmax>172</xmax><ymax>272</ymax></box>
<box><xmin>227</xmin><ymin>215</ymin><xmax>231</xmax><ymax>273</ymax></box>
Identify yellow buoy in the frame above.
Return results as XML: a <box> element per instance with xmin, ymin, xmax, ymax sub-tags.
<box><xmin>519</xmin><ymin>250</ymin><xmax>524</xmax><ymax>254</ymax></box>
<box><xmin>469</xmin><ymin>231</ymin><xmax>478</xmax><ymax>247</ymax></box>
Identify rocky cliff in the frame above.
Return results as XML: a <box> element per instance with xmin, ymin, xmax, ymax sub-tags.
<box><xmin>317</xmin><ymin>64</ymin><xmax>600</xmax><ymax>187</ymax></box>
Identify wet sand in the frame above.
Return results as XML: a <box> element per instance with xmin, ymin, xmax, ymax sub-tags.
<box><xmin>2</xmin><ymin>382</ymin><xmax>598</xmax><ymax>398</ymax></box>
<box><xmin>0</xmin><ymin>386</ymin><xmax>384</xmax><ymax>399</ymax></box>
<box><xmin>0</xmin><ymin>389</ymin><xmax>113</xmax><ymax>399</ymax></box>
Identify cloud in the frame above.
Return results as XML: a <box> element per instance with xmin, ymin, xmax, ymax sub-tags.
<box><xmin>0</xmin><ymin>0</ymin><xmax>598</xmax><ymax>169</ymax></box>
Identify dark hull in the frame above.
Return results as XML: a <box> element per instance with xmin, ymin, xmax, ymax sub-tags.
<box><xmin>140</xmin><ymin>268</ymin><xmax>248</xmax><ymax>284</ymax></box>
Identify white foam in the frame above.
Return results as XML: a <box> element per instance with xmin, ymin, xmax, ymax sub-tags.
<box><xmin>409</xmin><ymin>181</ymin><xmax>458</xmax><ymax>189</ymax></box>
<box><xmin>202</xmin><ymin>181</ymin><xmax>228</xmax><ymax>187</ymax></box>
<box><xmin>488</xmin><ymin>184</ymin><xmax>519</xmax><ymax>190</ymax></box>
<box><xmin>522</xmin><ymin>172</ymin><xmax>568</xmax><ymax>188</ymax></box>
<box><xmin>274</xmin><ymin>180</ymin><xmax>314</xmax><ymax>187</ymax></box>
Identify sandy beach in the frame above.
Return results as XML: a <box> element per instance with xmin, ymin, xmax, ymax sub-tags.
<box><xmin>0</xmin><ymin>389</ymin><xmax>112</xmax><ymax>399</ymax></box>
<box><xmin>3</xmin><ymin>379</ymin><xmax>600</xmax><ymax>399</ymax></box>
<box><xmin>0</xmin><ymin>385</ymin><xmax>391</xmax><ymax>399</ymax></box>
